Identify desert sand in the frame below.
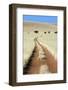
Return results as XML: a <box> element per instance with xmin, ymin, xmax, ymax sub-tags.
<box><xmin>23</xmin><ymin>39</ymin><xmax>57</xmax><ymax>74</ymax></box>
<box><xmin>23</xmin><ymin>21</ymin><xmax>57</xmax><ymax>74</ymax></box>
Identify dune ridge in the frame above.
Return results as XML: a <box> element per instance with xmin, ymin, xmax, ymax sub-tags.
<box><xmin>24</xmin><ymin>21</ymin><xmax>57</xmax><ymax>32</ymax></box>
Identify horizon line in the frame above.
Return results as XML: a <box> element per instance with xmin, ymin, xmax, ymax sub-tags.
<box><xmin>24</xmin><ymin>20</ymin><xmax>57</xmax><ymax>25</ymax></box>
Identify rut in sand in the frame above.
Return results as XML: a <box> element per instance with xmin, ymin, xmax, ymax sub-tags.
<box><xmin>23</xmin><ymin>38</ymin><xmax>57</xmax><ymax>74</ymax></box>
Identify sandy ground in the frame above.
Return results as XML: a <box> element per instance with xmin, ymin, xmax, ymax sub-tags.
<box><xmin>23</xmin><ymin>22</ymin><xmax>57</xmax><ymax>66</ymax></box>
<box><xmin>23</xmin><ymin>39</ymin><xmax>57</xmax><ymax>74</ymax></box>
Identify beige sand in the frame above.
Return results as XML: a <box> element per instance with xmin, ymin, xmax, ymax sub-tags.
<box><xmin>23</xmin><ymin>21</ymin><xmax>57</xmax><ymax>74</ymax></box>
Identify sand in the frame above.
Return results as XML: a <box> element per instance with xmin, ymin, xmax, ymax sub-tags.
<box><xmin>23</xmin><ymin>21</ymin><xmax>57</xmax><ymax>66</ymax></box>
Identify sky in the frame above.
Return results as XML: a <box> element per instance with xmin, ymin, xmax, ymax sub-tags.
<box><xmin>23</xmin><ymin>15</ymin><xmax>57</xmax><ymax>24</ymax></box>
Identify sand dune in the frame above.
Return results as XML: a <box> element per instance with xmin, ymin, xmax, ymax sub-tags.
<box><xmin>24</xmin><ymin>21</ymin><xmax>57</xmax><ymax>32</ymax></box>
<box><xmin>23</xmin><ymin>39</ymin><xmax>57</xmax><ymax>74</ymax></box>
<box><xmin>23</xmin><ymin>21</ymin><xmax>57</xmax><ymax>74</ymax></box>
<box><xmin>37</xmin><ymin>40</ymin><xmax>57</xmax><ymax>73</ymax></box>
